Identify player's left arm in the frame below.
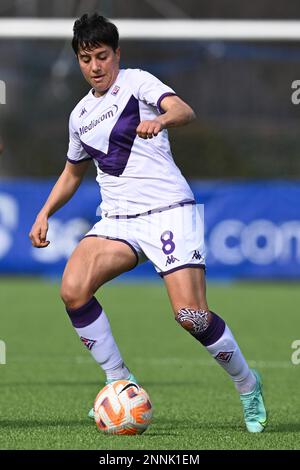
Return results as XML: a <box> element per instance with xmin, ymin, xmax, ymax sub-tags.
<box><xmin>136</xmin><ymin>95</ymin><xmax>196</xmax><ymax>139</ymax></box>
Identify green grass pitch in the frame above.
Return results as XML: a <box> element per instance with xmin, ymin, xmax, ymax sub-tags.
<box><xmin>0</xmin><ymin>277</ymin><xmax>299</xmax><ymax>450</ymax></box>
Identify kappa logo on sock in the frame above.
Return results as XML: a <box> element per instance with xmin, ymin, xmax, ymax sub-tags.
<box><xmin>80</xmin><ymin>336</ymin><xmax>97</xmax><ymax>350</ymax></box>
<box><xmin>215</xmin><ymin>351</ymin><xmax>234</xmax><ymax>363</ymax></box>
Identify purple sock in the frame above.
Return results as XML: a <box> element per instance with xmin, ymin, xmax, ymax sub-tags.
<box><xmin>66</xmin><ymin>296</ymin><xmax>129</xmax><ymax>375</ymax></box>
<box><xmin>176</xmin><ymin>308</ymin><xmax>254</xmax><ymax>393</ymax></box>
<box><xmin>193</xmin><ymin>311</ymin><xmax>225</xmax><ymax>346</ymax></box>
<box><xmin>66</xmin><ymin>296</ymin><xmax>102</xmax><ymax>328</ymax></box>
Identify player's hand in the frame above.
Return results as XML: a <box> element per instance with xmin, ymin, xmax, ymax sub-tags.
<box><xmin>136</xmin><ymin>119</ymin><xmax>164</xmax><ymax>139</ymax></box>
<box><xmin>29</xmin><ymin>216</ymin><xmax>50</xmax><ymax>248</ymax></box>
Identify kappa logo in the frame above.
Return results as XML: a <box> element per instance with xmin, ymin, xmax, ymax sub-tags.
<box><xmin>192</xmin><ymin>250</ymin><xmax>203</xmax><ymax>261</ymax></box>
<box><xmin>165</xmin><ymin>255</ymin><xmax>179</xmax><ymax>266</ymax></box>
<box><xmin>80</xmin><ymin>336</ymin><xmax>97</xmax><ymax>350</ymax></box>
<box><xmin>111</xmin><ymin>85</ymin><xmax>120</xmax><ymax>96</ymax></box>
<box><xmin>215</xmin><ymin>351</ymin><xmax>234</xmax><ymax>363</ymax></box>
<box><xmin>79</xmin><ymin>107</ymin><xmax>87</xmax><ymax>118</ymax></box>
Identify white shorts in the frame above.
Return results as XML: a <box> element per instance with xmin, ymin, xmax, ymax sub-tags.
<box><xmin>84</xmin><ymin>202</ymin><xmax>205</xmax><ymax>277</ymax></box>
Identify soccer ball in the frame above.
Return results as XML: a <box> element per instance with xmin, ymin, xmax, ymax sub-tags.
<box><xmin>94</xmin><ymin>380</ymin><xmax>153</xmax><ymax>435</ymax></box>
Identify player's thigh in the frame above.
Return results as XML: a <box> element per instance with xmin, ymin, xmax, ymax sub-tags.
<box><xmin>163</xmin><ymin>267</ymin><xmax>208</xmax><ymax>314</ymax></box>
<box><xmin>61</xmin><ymin>236</ymin><xmax>137</xmax><ymax>304</ymax></box>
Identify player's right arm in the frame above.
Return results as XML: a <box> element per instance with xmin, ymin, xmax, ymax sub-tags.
<box><xmin>29</xmin><ymin>160</ymin><xmax>90</xmax><ymax>248</ymax></box>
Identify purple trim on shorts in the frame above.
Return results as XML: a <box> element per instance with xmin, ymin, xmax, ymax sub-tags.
<box><xmin>67</xmin><ymin>156</ymin><xmax>92</xmax><ymax>164</ymax></box>
<box><xmin>108</xmin><ymin>200</ymin><xmax>196</xmax><ymax>220</ymax></box>
<box><xmin>194</xmin><ymin>312</ymin><xmax>225</xmax><ymax>347</ymax></box>
<box><xmin>159</xmin><ymin>263</ymin><xmax>206</xmax><ymax>278</ymax></box>
<box><xmin>157</xmin><ymin>92</ymin><xmax>177</xmax><ymax>114</ymax></box>
<box><xmin>66</xmin><ymin>296</ymin><xmax>102</xmax><ymax>328</ymax></box>
<box><xmin>83</xmin><ymin>234</ymin><xmax>139</xmax><ymax>269</ymax></box>
<box><xmin>80</xmin><ymin>95</ymin><xmax>140</xmax><ymax>177</ymax></box>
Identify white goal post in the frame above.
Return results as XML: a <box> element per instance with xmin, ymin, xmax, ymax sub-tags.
<box><xmin>1</xmin><ymin>19</ymin><xmax>300</xmax><ymax>40</ymax></box>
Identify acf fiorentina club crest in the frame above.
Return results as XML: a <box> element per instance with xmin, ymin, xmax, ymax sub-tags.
<box><xmin>215</xmin><ymin>351</ymin><xmax>234</xmax><ymax>363</ymax></box>
<box><xmin>80</xmin><ymin>336</ymin><xmax>96</xmax><ymax>350</ymax></box>
<box><xmin>111</xmin><ymin>85</ymin><xmax>120</xmax><ymax>96</ymax></box>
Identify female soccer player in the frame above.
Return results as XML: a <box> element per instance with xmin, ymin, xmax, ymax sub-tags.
<box><xmin>29</xmin><ymin>13</ymin><xmax>267</xmax><ymax>432</ymax></box>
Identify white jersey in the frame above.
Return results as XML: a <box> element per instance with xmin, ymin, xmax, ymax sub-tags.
<box><xmin>67</xmin><ymin>68</ymin><xmax>195</xmax><ymax>217</ymax></box>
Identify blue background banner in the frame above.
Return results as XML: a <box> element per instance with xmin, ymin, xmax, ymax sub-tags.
<box><xmin>0</xmin><ymin>179</ymin><xmax>299</xmax><ymax>279</ymax></box>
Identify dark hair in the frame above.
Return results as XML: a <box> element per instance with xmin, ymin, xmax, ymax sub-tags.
<box><xmin>72</xmin><ymin>13</ymin><xmax>119</xmax><ymax>55</ymax></box>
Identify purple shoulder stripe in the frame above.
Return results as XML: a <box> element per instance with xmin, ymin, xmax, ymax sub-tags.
<box><xmin>157</xmin><ymin>92</ymin><xmax>177</xmax><ymax>114</ymax></box>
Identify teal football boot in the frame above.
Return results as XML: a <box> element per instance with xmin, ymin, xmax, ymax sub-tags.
<box><xmin>88</xmin><ymin>373</ymin><xmax>138</xmax><ymax>419</ymax></box>
<box><xmin>240</xmin><ymin>369</ymin><xmax>267</xmax><ymax>433</ymax></box>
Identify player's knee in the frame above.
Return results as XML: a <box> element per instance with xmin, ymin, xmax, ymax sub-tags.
<box><xmin>175</xmin><ymin>307</ymin><xmax>211</xmax><ymax>335</ymax></box>
<box><xmin>60</xmin><ymin>279</ymin><xmax>76</xmax><ymax>307</ymax></box>
<box><xmin>60</xmin><ymin>276</ymin><xmax>90</xmax><ymax>309</ymax></box>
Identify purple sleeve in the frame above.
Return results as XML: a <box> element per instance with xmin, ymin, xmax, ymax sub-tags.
<box><xmin>67</xmin><ymin>156</ymin><xmax>92</xmax><ymax>164</ymax></box>
<box><xmin>157</xmin><ymin>92</ymin><xmax>177</xmax><ymax>114</ymax></box>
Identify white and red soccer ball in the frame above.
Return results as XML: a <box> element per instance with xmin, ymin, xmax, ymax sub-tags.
<box><xmin>94</xmin><ymin>380</ymin><xmax>153</xmax><ymax>435</ymax></box>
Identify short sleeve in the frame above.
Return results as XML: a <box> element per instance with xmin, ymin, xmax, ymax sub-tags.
<box><xmin>132</xmin><ymin>70</ymin><xmax>177</xmax><ymax>114</ymax></box>
<box><xmin>66</xmin><ymin>112</ymin><xmax>92</xmax><ymax>164</ymax></box>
